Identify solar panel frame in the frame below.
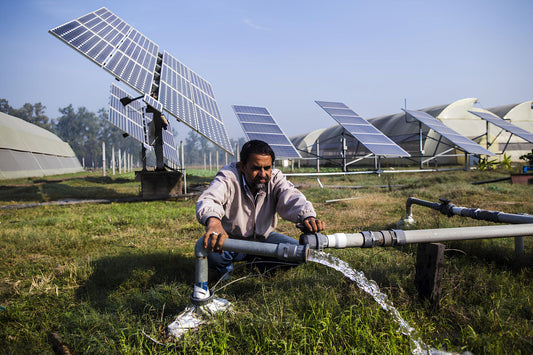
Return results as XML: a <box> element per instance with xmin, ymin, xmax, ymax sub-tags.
<box><xmin>402</xmin><ymin>109</ymin><xmax>494</xmax><ymax>155</ymax></box>
<box><xmin>316</xmin><ymin>101</ymin><xmax>410</xmax><ymax>157</ymax></box>
<box><xmin>233</xmin><ymin>105</ymin><xmax>301</xmax><ymax>159</ymax></box>
<box><xmin>469</xmin><ymin>110</ymin><xmax>533</xmax><ymax>144</ymax></box>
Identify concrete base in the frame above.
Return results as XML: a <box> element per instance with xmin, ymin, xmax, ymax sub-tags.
<box><xmin>510</xmin><ymin>173</ymin><xmax>533</xmax><ymax>185</ymax></box>
<box><xmin>135</xmin><ymin>170</ymin><xmax>183</xmax><ymax>198</ymax></box>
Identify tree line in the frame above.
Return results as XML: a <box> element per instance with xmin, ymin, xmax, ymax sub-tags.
<box><xmin>1</xmin><ymin>99</ymin><xmax>245</xmax><ymax>169</ymax></box>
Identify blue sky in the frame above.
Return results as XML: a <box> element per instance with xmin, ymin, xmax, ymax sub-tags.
<box><xmin>1</xmin><ymin>0</ymin><xmax>532</xmax><ymax>141</ymax></box>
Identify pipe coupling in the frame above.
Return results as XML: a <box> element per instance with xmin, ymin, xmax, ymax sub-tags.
<box><xmin>299</xmin><ymin>232</ymin><xmax>328</xmax><ymax>250</ymax></box>
<box><xmin>277</xmin><ymin>243</ymin><xmax>309</xmax><ymax>262</ymax></box>
<box><xmin>392</xmin><ymin>229</ymin><xmax>406</xmax><ymax>245</ymax></box>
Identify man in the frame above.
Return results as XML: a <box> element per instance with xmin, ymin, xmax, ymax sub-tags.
<box><xmin>196</xmin><ymin>140</ymin><xmax>325</xmax><ymax>279</ymax></box>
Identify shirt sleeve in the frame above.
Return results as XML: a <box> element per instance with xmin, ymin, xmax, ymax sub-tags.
<box><xmin>195</xmin><ymin>171</ymin><xmax>233</xmax><ymax>226</ymax></box>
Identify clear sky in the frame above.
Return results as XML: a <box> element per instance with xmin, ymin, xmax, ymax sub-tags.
<box><xmin>1</xmin><ymin>0</ymin><xmax>532</xmax><ymax>141</ymax></box>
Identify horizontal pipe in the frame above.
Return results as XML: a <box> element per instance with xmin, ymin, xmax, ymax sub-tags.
<box><xmin>401</xmin><ymin>223</ymin><xmax>533</xmax><ymax>244</ymax></box>
<box><xmin>448</xmin><ymin>206</ymin><xmax>533</xmax><ymax>224</ymax></box>
<box><xmin>301</xmin><ymin>224</ymin><xmax>533</xmax><ymax>250</ymax></box>
<box><xmin>404</xmin><ymin>197</ymin><xmax>533</xmax><ymax>224</ymax></box>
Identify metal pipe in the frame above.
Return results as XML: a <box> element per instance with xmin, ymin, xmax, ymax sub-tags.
<box><xmin>404</xmin><ymin>197</ymin><xmax>533</xmax><ymax>224</ymax></box>
<box><xmin>301</xmin><ymin>224</ymin><xmax>533</xmax><ymax>250</ymax></box>
<box><xmin>192</xmin><ymin>237</ymin><xmax>309</xmax><ymax>304</ymax></box>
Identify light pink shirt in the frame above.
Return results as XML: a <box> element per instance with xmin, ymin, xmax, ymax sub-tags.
<box><xmin>196</xmin><ymin>162</ymin><xmax>316</xmax><ymax>239</ymax></box>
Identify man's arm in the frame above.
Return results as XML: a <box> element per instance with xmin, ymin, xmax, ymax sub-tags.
<box><xmin>203</xmin><ymin>217</ymin><xmax>228</xmax><ymax>252</ymax></box>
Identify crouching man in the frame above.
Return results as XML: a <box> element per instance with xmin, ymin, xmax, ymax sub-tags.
<box><xmin>196</xmin><ymin>140</ymin><xmax>326</xmax><ymax>280</ymax></box>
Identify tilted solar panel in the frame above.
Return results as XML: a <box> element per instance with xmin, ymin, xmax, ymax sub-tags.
<box><xmin>469</xmin><ymin>111</ymin><xmax>533</xmax><ymax>144</ymax></box>
<box><xmin>316</xmin><ymin>101</ymin><xmax>410</xmax><ymax>157</ymax></box>
<box><xmin>233</xmin><ymin>105</ymin><xmax>301</xmax><ymax>159</ymax></box>
<box><xmin>50</xmin><ymin>7</ymin><xmax>156</xmax><ymax>95</ymax></box>
<box><xmin>108</xmin><ymin>84</ymin><xmax>147</xmax><ymax>145</ymax></box>
<box><xmin>161</xmin><ymin>128</ymin><xmax>180</xmax><ymax>167</ymax></box>
<box><xmin>159</xmin><ymin>51</ymin><xmax>233</xmax><ymax>154</ymax></box>
<box><xmin>402</xmin><ymin>109</ymin><xmax>494</xmax><ymax>155</ymax></box>
<box><xmin>50</xmin><ymin>7</ymin><xmax>234</xmax><ymax>156</ymax></box>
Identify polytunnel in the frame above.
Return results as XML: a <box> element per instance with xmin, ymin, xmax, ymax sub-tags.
<box><xmin>291</xmin><ymin>98</ymin><xmax>533</xmax><ymax>168</ymax></box>
<box><xmin>0</xmin><ymin>112</ymin><xmax>83</xmax><ymax>179</ymax></box>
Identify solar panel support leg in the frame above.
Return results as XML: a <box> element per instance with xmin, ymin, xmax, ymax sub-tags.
<box><xmin>150</xmin><ymin>110</ymin><xmax>165</xmax><ymax>170</ymax></box>
<box><xmin>142</xmin><ymin>144</ymin><xmax>147</xmax><ymax>171</ymax></box>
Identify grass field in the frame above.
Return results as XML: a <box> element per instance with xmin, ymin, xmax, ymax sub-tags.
<box><xmin>1</xmin><ymin>167</ymin><xmax>532</xmax><ymax>354</ymax></box>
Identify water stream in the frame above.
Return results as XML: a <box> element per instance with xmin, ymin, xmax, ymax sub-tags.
<box><xmin>168</xmin><ymin>251</ymin><xmax>460</xmax><ymax>353</ymax></box>
<box><xmin>308</xmin><ymin>250</ymin><xmax>431</xmax><ymax>354</ymax></box>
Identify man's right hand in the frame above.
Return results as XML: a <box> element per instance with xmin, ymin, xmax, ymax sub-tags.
<box><xmin>203</xmin><ymin>217</ymin><xmax>228</xmax><ymax>253</ymax></box>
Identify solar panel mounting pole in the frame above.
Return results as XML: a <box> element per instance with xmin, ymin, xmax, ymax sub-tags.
<box><xmin>316</xmin><ymin>139</ymin><xmax>320</xmax><ymax>173</ymax></box>
<box><xmin>142</xmin><ymin>144</ymin><xmax>147</xmax><ymax>171</ymax></box>
<box><xmin>419</xmin><ymin>121</ymin><xmax>424</xmax><ymax>169</ymax></box>
<box><xmin>341</xmin><ymin>132</ymin><xmax>347</xmax><ymax>172</ymax></box>
<box><xmin>148</xmin><ymin>107</ymin><xmax>165</xmax><ymax>171</ymax></box>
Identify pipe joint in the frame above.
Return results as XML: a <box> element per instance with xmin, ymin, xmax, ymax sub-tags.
<box><xmin>379</xmin><ymin>230</ymin><xmax>395</xmax><ymax>246</ymax></box>
<box><xmin>438</xmin><ymin>199</ymin><xmax>456</xmax><ymax>217</ymax></box>
<box><xmin>392</xmin><ymin>229</ymin><xmax>406</xmax><ymax>246</ymax></box>
<box><xmin>361</xmin><ymin>231</ymin><xmax>384</xmax><ymax>248</ymax></box>
<box><xmin>299</xmin><ymin>232</ymin><xmax>328</xmax><ymax>250</ymax></box>
<box><xmin>276</xmin><ymin>243</ymin><xmax>309</xmax><ymax>262</ymax></box>
<box><xmin>194</xmin><ymin>237</ymin><xmax>208</xmax><ymax>258</ymax></box>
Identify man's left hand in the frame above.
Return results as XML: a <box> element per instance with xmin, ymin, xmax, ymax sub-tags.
<box><xmin>303</xmin><ymin>217</ymin><xmax>325</xmax><ymax>233</ymax></box>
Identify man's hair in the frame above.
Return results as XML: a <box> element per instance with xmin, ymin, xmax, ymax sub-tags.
<box><xmin>240</xmin><ymin>140</ymin><xmax>275</xmax><ymax>165</ymax></box>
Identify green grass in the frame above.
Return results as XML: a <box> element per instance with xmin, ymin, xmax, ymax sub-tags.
<box><xmin>1</xmin><ymin>168</ymin><xmax>532</xmax><ymax>353</ymax></box>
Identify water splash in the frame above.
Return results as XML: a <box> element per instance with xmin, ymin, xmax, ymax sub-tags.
<box><xmin>167</xmin><ymin>298</ymin><xmax>233</xmax><ymax>340</ymax></box>
<box><xmin>308</xmin><ymin>250</ymin><xmax>430</xmax><ymax>354</ymax></box>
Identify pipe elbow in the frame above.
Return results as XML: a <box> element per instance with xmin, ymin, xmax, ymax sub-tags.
<box><xmin>195</xmin><ymin>237</ymin><xmax>208</xmax><ymax>258</ymax></box>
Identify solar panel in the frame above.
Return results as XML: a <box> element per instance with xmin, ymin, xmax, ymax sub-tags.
<box><xmin>469</xmin><ymin>110</ymin><xmax>533</xmax><ymax>144</ymax></box>
<box><xmin>50</xmin><ymin>7</ymin><xmax>234</xmax><ymax>156</ymax></box>
<box><xmin>402</xmin><ymin>109</ymin><xmax>494</xmax><ymax>155</ymax></box>
<box><xmin>161</xmin><ymin>128</ymin><xmax>180</xmax><ymax>167</ymax></box>
<box><xmin>108</xmin><ymin>84</ymin><xmax>148</xmax><ymax>146</ymax></box>
<box><xmin>159</xmin><ymin>51</ymin><xmax>233</xmax><ymax>154</ymax></box>
<box><xmin>316</xmin><ymin>101</ymin><xmax>410</xmax><ymax>157</ymax></box>
<box><xmin>233</xmin><ymin>105</ymin><xmax>301</xmax><ymax>159</ymax></box>
<box><xmin>50</xmin><ymin>7</ymin><xmax>155</xmax><ymax>94</ymax></box>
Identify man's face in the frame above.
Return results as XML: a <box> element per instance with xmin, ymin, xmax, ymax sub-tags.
<box><xmin>240</xmin><ymin>153</ymin><xmax>272</xmax><ymax>192</ymax></box>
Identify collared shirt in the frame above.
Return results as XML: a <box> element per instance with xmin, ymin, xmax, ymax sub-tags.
<box><xmin>196</xmin><ymin>162</ymin><xmax>316</xmax><ymax>240</ymax></box>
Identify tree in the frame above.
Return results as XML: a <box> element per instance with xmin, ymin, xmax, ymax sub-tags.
<box><xmin>0</xmin><ymin>99</ymin><xmax>52</xmax><ymax>130</ymax></box>
<box><xmin>184</xmin><ymin>130</ymin><xmax>212</xmax><ymax>165</ymax></box>
<box><xmin>55</xmin><ymin>105</ymin><xmax>101</xmax><ymax>166</ymax></box>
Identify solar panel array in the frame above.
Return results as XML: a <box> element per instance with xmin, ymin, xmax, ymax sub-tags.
<box><xmin>50</xmin><ymin>7</ymin><xmax>233</xmax><ymax>156</ymax></box>
<box><xmin>469</xmin><ymin>110</ymin><xmax>533</xmax><ymax>144</ymax></box>
<box><xmin>316</xmin><ymin>101</ymin><xmax>410</xmax><ymax>157</ymax></box>
<box><xmin>108</xmin><ymin>84</ymin><xmax>147</xmax><ymax>146</ymax></box>
<box><xmin>402</xmin><ymin>109</ymin><xmax>494</xmax><ymax>155</ymax></box>
<box><xmin>232</xmin><ymin>105</ymin><xmax>301</xmax><ymax>159</ymax></box>
<box><xmin>159</xmin><ymin>51</ymin><xmax>233</xmax><ymax>153</ymax></box>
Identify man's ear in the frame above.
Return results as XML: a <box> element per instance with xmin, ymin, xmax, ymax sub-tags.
<box><xmin>237</xmin><ymin>162</ymin><xmax>244</xmax><ymax>173</ymax></box>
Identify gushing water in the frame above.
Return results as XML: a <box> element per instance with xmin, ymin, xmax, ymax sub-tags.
<box><xmin>167</xmin><ymin>298</ymin><xmax>233</xmax><ymax>340</ymax></box>
<box><xmin>308</xmin><ymin>250</ymin><xmax>430</xmax><ymax>354</ymax></box>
